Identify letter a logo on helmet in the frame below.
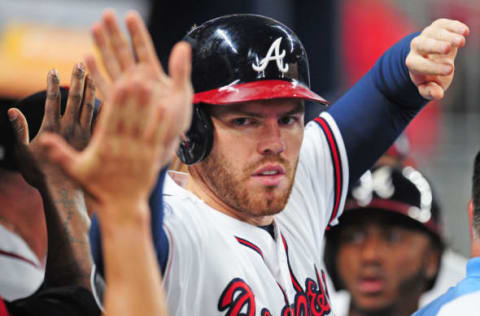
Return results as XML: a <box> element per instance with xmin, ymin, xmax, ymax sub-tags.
<box><xmin>252</xmin><ymin>37</ymin><xmax>289</xmax><ymax>73</ymax></box>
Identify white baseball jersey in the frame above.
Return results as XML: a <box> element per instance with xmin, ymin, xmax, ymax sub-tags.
<box><xmin>0</xmin><ymin>225</ymin><xmax>44</xmax><ymax>301</ymax></box>
<box><xmin>162</xmin><ymin>112</ymin><xmax>349</xmax><ymax>316</ymax></box>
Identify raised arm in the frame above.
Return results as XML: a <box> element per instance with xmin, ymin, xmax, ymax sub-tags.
<box><xmin>328</xmin><ymin>19</ymin><xmax>469</xmax><ymax>184</ymax></box>
<box><xmin>85</xmin><ymin>10</ymin><xmax>184</xmax><ymax>283</ymax></box>
<box><xmin>8</xmin><ymin>64</ymin><xmax>95</xmax><ymax>289</ymax></box>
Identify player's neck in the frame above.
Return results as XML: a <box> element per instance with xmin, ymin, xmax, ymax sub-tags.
<box><xmin>186</xmin><ymin>173</ymin><xmax>274</xmax><ymax>226</ymax></box>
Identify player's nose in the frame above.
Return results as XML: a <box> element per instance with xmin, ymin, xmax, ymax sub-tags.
<box><xmin>360</xmin><ymin>235</ymin><xmax>385</xmax><ymax>262</ymax></box>
<box><xmin>257</xmin><ymin>120</ymin><xmax>285</xmax><ymax>155</ymax></box>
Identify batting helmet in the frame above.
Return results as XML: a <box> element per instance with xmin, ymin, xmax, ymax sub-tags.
<box><xmin>324</xmin><ymin>164</ymin><xmax>444</xmax><ymax>291</ymax></box>
<box><xmin>177</xmin><ymin>14</ymin><xmax>328</xmax><ymax>165</ymax></box>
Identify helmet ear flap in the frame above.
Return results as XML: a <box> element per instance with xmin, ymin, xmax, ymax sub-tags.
<box><xmin>176</xmin><ymin>105</ymin><xmax>213</xmax><ymax>165</ymax></box>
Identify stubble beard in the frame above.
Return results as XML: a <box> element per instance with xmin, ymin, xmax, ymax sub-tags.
<box><xmin>198</xmin><ymin>150</ymin><xmax>298</xmax><ymax>218</ymax></box>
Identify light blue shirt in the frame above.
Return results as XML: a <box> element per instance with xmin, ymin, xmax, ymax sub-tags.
<box><xmin>413</xmin><ymin>257</ymin><xmax>480</xmax><ymax>316</ymax></box>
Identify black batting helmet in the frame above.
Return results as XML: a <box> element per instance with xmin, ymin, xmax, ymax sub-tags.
<box><xmin>177</xmin><ymin>14</ymin><xmax>328</xmax><ymax>165</ymax></box>
<box><xmin>324</xmin><ymin>164</ymin><xmax>444</xmax><ymax>291</ymax></box>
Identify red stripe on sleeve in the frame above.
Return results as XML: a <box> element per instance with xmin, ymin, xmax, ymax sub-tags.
<box><xmin>314</xmin><ymin>117</ymin><xmax>343</xmax><ymax>225</ymax></box>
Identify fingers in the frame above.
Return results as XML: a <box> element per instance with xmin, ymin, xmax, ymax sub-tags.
<box><xmin>63</xmin><ymin>63</ymin><xmax>86</xmax><ymax>123</ymax></box>
<box><xmin>143</xmin><ymin>89</ymin><xmax>164</xmax><ymax>145</ymax></box>
<box><xmin>102</xmin><ymin>10</ymin><xmax>136</xmax><ymax>71</ymax></box>
<box><xmin>146</xmin><ymin>85</ymin><xmax>185</xmax><ymax>152</ymax></box>
<box><xmin>84</xmin><ymin>54</ymin><xmax>109</xmax><ymax>99</ymax></box>
<box><xmin>92</xmin><ymin>22</ymin><xmax>123</xmax><ymax>80</ymax></box>
<box><xmin>168</xmin><ymin>42</ymin><xmax>193</xmax><ymax>134</ymax></box>
<box><xmin>408</xmin><ymin>19</ymin><xmax>468</xmax><ymax>73</ymax></box>
<box><xmin>410</xmin><ymin>37</ymin><xmax>452</xmax><ymax>56</ymax></box>
<box><xmin>417</xmin><ymin>82</ymin><xmax>444</xmax><ymax>101</ymax></box>
<box><xmin>137</xmin><ymin>43</ymin><xmax>193</xmax><ymax>148</ymax></box>
<box><xmin>407</xmin><ymin>18</ymin><xmax>469</xmax><ymax>100</ymax></box>
<box><xmin>42</xmin><ymin>69</ymin><xmax>61</xmax><ymax>129</ymax></box>
<box><xmin>91</xmin><ymin>10</ymin><xmax>137</xmax><ymax>82</ymax></box>
<box><xmin>125</xmin><ymin>11</ymin><xmax>164</xmax><ymax>75</ymax></box>
<box><xmin>422</xmin><ymin>27</ymin><xmax>467</xmax><ymax>49</ymax></box>
<box><xmin>125</xmin><ymin>76</ymin><xmax>172</xmax><ymax>151</ymax></box>
<box><xmin>90</xmin><ymin>8</ymin><xmax>166</xmax><ymax>91</ymax></box>
<box><xmin>80</xmin><ymin>75</ymin><xmax>96</xmax><ymax>129</ymax></box>
<box><xmin>168</xmin><ymin>41</ymin><xmax>192</xmax><ymax>91</ymax></box>
<box><xmin>95</xmin><ymin>77</ymin><xmax>128</xmax><ymax>138</ymax></box>
<box><xmin>7</xmin><ymin>108</ymin><xmax>29</xmax><ymax>144</ymax></box>
<box><xmin>414</xmin><ymin>19</ymin><xmax>470</xmax><ymax>56</ymax></box>
<box><xmin>431</xmin><ymin>18</ymin><xmax>470</xmax><ymax>37</ymax></box>
<box><xmin>90</xmin><ymin>74</ymin><xmax>158</xmax><ymax>169</ymax></box>
<box><xmin>406</xmin><ymin>53</ymin><xmax>453</xmax><ymax>76</ymax></box>
<box><xmin>151</xmin><ymin>105</ymin><xmax>168</xmax><ymax>148</ymax></box>
<box><xmin>38</xmin><ymin>133</ymin><xmax>81</xmax><ymax>181</ymax></box>
<box><xmin>123</xmin><ymin>75</ymin><xmax>152</xmax><ymax>138</ymax></box>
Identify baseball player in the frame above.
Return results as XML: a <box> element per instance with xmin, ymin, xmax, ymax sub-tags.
<box><xmin>412</xmin><ymin>152</ymin><xmax>480</xmax><ymax>315</ymax></box>
<box><xmin>324</xmin><ymin>164</ymin><xmax>445</xmax><ymax>316</ymax></box>
<box><xmin>44</xmin><ymin>10</ymin><xmax>469</xmax><ymax>316</ymax></box>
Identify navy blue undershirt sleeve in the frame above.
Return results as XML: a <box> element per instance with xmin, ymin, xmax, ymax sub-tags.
<box><xmin>89</xmin><ymin>167</ymin><xmax>170</xmax><ymax>277</ymax></box>
<box><xmin>327</xmin><ymin>32</ymin><xmax>429</xmax><ymax>185</ymax></box>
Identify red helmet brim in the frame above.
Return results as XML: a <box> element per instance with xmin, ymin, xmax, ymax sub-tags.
<box><xmin>193</xmin><ymin>80</ymin><xmax>329</xmax><ymax>105</ymax></box>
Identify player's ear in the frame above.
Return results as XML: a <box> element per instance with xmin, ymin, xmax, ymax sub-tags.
<box><xmin>425</xmin><ymin>245</ymin><xmax>441</xmax><ymax>280</ymax></box>
<box><xmin>468</xmin><ymin>200</ymin><xmax>475</xmax><ymax>240</ymax></box>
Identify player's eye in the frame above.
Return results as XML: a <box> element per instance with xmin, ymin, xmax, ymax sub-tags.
<box><xmin>384</xmin><ymin>228</ymin><xmax>403</xmax><ymax>244</ymax></box>
<box><xmin>340</xmin><ymin>229</ymin><xmax>365</xmax><ymax>244</ymax></box>
<box><xmin>231</xmin><ymin>117</ymin><xmax>256</xmax><ymax>126</ymax></box>
<box><xmin>278</xmin><ymin>116</ymin><xmax>298</xmax><ymax>126</ymax></box>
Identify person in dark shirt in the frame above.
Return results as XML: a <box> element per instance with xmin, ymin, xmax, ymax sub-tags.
<box><xmin>324</xmin><ymin>163</ymin><xmax>444</xmax><ymax>316</ymax></box>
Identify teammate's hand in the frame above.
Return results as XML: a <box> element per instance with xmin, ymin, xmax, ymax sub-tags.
<box><xmin>84</xmin><ymin>9</ymin><xmax>192</xmax><ymax>156</ymax></box>
<box><xmin>85</xmin><ymin>10</ymin><xmax>184</xmax><ymax>102</ymax></box>
<box><xmin>406</xmin><ymin>18</ymin><xmax>469</xmax><ymax>100</ymax></box>
<box><xmin>8</xmin><ymin>64</ymin><xmax>95</xmax><ymax>189</ymax></box>
<box><xmin>37</xmin><ymin>59</ymin><xmax>192</xmax><ymax>214</ymax></box>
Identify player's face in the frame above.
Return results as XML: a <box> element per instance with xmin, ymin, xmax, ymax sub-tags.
<box><xmin>336</xmin><ymin>214</ymin><xmax>439</xmax><ymax>315</ymax></box>
<box><xmin>196</xmin><ymin>99</ymin><xmax>304</xmax><ymax>221</ymax></box>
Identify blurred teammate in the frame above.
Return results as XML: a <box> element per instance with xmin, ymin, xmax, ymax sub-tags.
<box><xmin>324</xmin><ymin>164</ymin><xmax>444</xmax><ymax>316</ymax></box>
<box><xmin>377</xmin><ymin>139</ymin><xmax>468</xmax><ymax>306</ymax></box>
<box><xmin>413</xmin><ymin>152</ymin><xmax>480</xmax><ymax>315</ymax></box>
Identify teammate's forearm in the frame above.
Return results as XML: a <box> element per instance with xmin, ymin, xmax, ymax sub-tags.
<box><xmin>99</xmin><ymin>203</ymin><xmax>168</xmax><ymax>316</ymax></box>
<box><xmin>38</xmin><ymin>181</ymin><xmax>92</xmax><ymax>289</ymax></box>
<box><xmin>90</xmin><ymin>167</ymin><xmax>170</xmax><ymax>279</ymax></box>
